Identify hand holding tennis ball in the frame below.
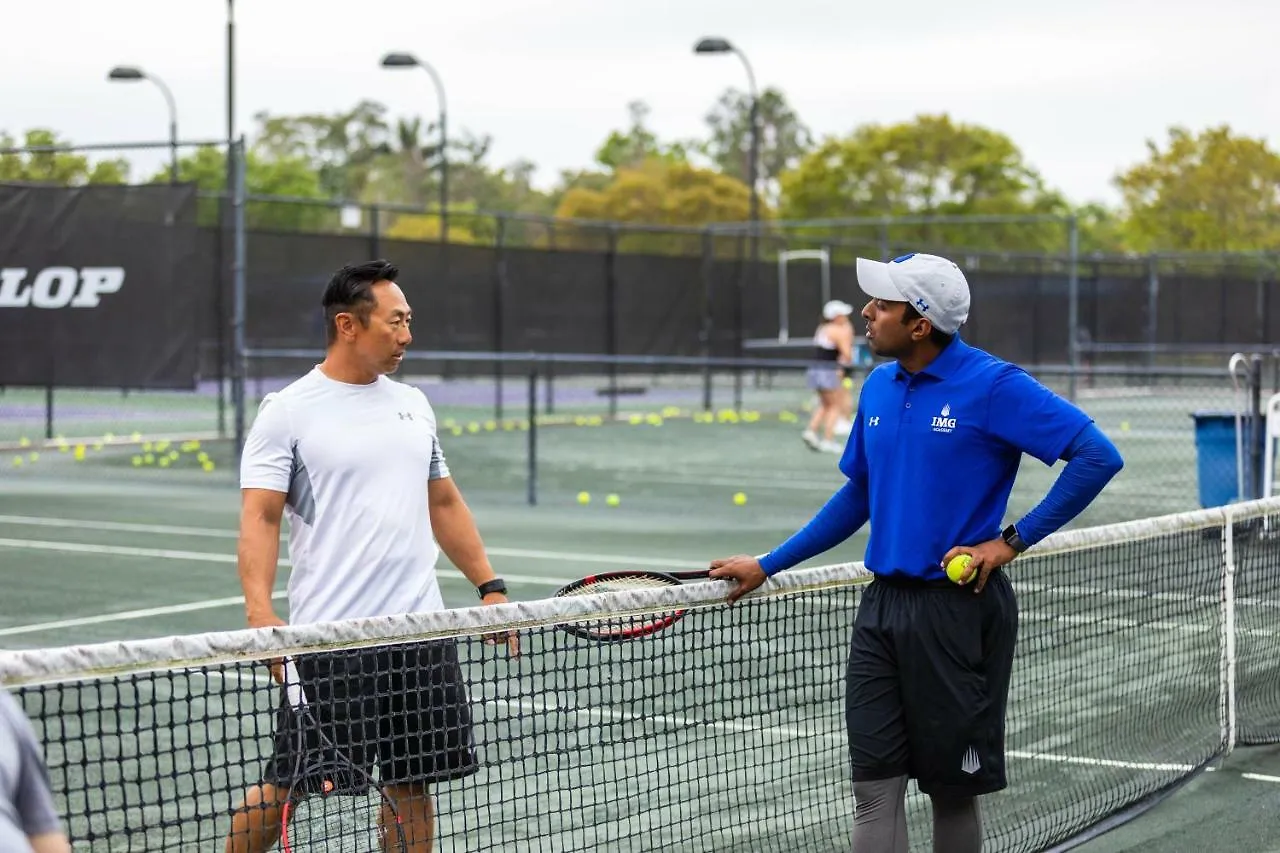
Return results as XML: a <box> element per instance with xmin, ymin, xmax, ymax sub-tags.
<box><xmin>941</xmin><ymin>537</ymin><xmax>1021</xmax><ymax>593</ymax></box>
<box><xmin>946</xmin><ymin>554</ymin><xmax>975</xmax><ymax>585</ymax></box>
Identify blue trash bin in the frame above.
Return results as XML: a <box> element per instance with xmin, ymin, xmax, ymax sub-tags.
<box><xmin>1191</xmin><ymin>411</ymin><xmax>1264</xmax><ymax>508</ymax></box>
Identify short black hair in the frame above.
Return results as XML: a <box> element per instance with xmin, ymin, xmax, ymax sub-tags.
<box><xmin>901</xmin><ymin>303</ymin><xmax>954</xmax><ymax>348</ymax></box>
<box><xmin>321</xmin><ymin>260</ymin><xmax>398</xmax><ymax>345</ymax></box>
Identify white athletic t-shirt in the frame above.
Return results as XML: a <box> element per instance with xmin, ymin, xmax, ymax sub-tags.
<box><xmin>239</xmin><ymin>367</ymin><xmax>450</xmax><ymax>625</ymax></box>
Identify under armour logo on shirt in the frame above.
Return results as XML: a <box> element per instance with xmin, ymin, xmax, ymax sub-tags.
<box><xmin>398</xmin><ymin>412</ymin><xmax>415</xmax><ymax>421</ymax></box>
<box><xmin>868</xmin><ymin>417</ymin><xmax>880</xmax><ymax>426</ymax></box>
<box><xmin>915</xmin><ymin>297</ymin><xmax>929</xmax><ymax>313</ymax></box>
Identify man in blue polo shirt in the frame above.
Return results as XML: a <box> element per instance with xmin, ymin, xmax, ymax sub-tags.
<box><xmin>710</xmin><ymin>253</ymin><xmax>1123</xmax><ymax>852</ymax></box>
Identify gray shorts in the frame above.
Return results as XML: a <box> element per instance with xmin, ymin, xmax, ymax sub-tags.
<box><xmin>807</xmin><ymin>365</ymin><xmax>842</xmax><ymax>392</ymax></box>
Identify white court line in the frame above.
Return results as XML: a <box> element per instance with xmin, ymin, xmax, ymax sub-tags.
<box><xmin>0</xmin><ymin>515</ymin><xmax>709</xmax><ymax>570</ymax></box>
<box><xmin>0</xmin><ymin>592</ymin><xmax>283</xmax><ymax>637</ymax></box>
<box><xmin>1241</xmin><ymin>772</ymin><xmax>1280</xmax><ymax>783</ymax></box>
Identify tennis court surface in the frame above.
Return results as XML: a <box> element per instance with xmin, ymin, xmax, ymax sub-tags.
<box><xmin>2</xmin><ymin>373</ymin><xmax>1279</xmax><ymax>851</ymax></box>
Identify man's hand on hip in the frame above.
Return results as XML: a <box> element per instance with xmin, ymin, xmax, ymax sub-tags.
<box><xmin>709</xmin><ymin>554</ymin><xmax>768</xmax><ymax>605</ymax></box>
<box><xmin>941</xmin><ymin>539</ymin><xmax>1018</xmax><ymax>593</ymax></box>
<box><xmin>481</xmin><ymin>592</ymin><xmax>521</xmax><ymax>657</ymax></box>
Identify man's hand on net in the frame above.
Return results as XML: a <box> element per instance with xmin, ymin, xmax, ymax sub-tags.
<box><xmin>480</xmin><ymin>593</ymin><xmax>521</xmax><ymax>657</ymax></box>
<box><xmin>708</xmin><ymin>555</ymin><xmax>767</xmax><ymax>605</ymax></box>
<box><xmin>247</xmin><ymin>612</ymin><xmax>288</xmax><ymax>682</ymax></box>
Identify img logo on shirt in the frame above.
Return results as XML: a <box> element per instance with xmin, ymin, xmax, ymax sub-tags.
<box><xmin>931</xmin><ymin>403</ymin><xmax>957</xmax><ymax>433</ymax></box>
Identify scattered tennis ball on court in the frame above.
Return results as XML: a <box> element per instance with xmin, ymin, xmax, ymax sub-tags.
<box><xmin>661</xmin><ymin>406</ymin><xmax>681</xmax><ymax>418</ymax></box>
<box><xmin>12</xmin><ymin>456</ymin><xmax>22</xmax><ymax>468</ymax></box>
<box><xmin>104</xmin><ymin>432</ymin><xmax>115</xmax><ymax>442</ymax></box>
<box><xmin>92</xmin><ymin>442</ymin><xmax>104</xmax><ymax>452</ymax></box>
<box><xmin>484</xmin><ymin>420</ymin><xmax>497</xmax><ymax>431</ymax></box>
<box><xmin>779</xmin><ymin>411</ymin><xmax>798</xmax><ymax>423</ymax></box>
<box><xmin>143</xmin><ymin>453</ymin><xmax>155</xmax><ymax>464</ymax></box>
<box><xmin>577</xmin><ymin>491</ymin><xmax>591</xmax><ymax>506</ymax></box>
<box><xmin>202</xmin><ymin>460</ymin><xmax>216</xmax><ymax>473</ymax></box>
<box><xmin>645</xmin><ymin>414</ymin><xmax>664</xmax><ymax>426</ymax></box>
<box><xmin>73</xmin><ymin>444</ymin><xmax>86</xmax><ymax>461</ymax></box>
<box><xmin>742</xmin><ymin>411</ymin><xmax>760</xmax><ymax>423</ymax></box>
<box><xmin>606</xmin><ymin>494</ymin><xmax>620</xmax><ymax>507</ymax></box>
<box><xmin>18</xmin><ymin>437</ymin><xmax>30</xmax><ymax>448</ymax></box>
<box><xmin>843</xmin><ymin>377</ymin><xmax>854</xmax><ymax>390</ymax></box>
<box><xmin>733</xmin><ymin>492</ymin><xmax>747</xmax><ymax>506</ymax></box>
<box><xmin>946</xmin><ymin>554</ymin><xmax>975</xmax><ymax>585</ymax></box>
<box><xmin>142</xmin><ymin>441</ymin><xmax>153</xmax><ymax>452</ymax></box>
<box><xmin>1120</xmin><ymin>421</ymin><xmax>1131</xmax><ymax>432</ymax></box>
<box><xmin>167</xmin><ymin>451</ymin><xmax>180</xmax><ymax>462</ymax></box>
<box><xmin>28</xmin><ymin>452</ymin><xmax>38</xmax><ymax>463</ymax></box>
<box><xmin>130</xmin><ymin>431</ymin><xmax>142</xmax><ymax>442</ymax></box>
<box><xmin>159</xmin><ymin>457</ymin><xmax>171</xmax><ymax>468</ymax></box>
<box><xmin>450</xmin><ymin>426</ymin><xmax>463</xmax><ymax>436</ymax></box>
<box><xmin>467</xmin><ymin>422</ymin><xmax>480</xmax><ymax>434</ymax></box>
<box><xmin>586</xmin><ymin>415</ymin><xmax>604</xmax><ymax>427</ymax></box>
<box><xmin>131</xmin><ymin>456</ymin><xmax>143</xmax><ymax>467</ymax></box>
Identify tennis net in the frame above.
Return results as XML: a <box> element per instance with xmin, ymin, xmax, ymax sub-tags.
<box><xmin>3</xmin><ymin>498</ymin><xmax>1280</xmax><ymax>852</ymax></box>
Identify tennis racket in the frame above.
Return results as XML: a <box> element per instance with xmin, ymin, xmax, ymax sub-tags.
<box><xmin>278</xmin><ymin>659</ymin><xmax>409</xmax><ymax>852</ymax></box>
<box><xmin>553</xmin><ymin>569</ymin><xmax>719</xmax><ymax>641</ymax></box>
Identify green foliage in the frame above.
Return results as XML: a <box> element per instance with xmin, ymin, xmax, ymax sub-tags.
<box><xmin>0</xmin><ymin>129</ymin><xmax>129</xmax><ymax>185</ymax></box>
<box><xmin>1114</xmin><ymin>125</ymin><xmax>1280</xmax><ymax>252</ymax></box>
<box><xmin>703</xmin><ymin>86</ymin><xmax>812</xmax><ymax>202</ymax></box>
<box><xmin>778</xmin><ymin>114</ymin><xmax>1069</xmax><ymax>252</ymax></box>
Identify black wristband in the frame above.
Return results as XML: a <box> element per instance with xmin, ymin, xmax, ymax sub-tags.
<box><xmin>476</xmin><ymin>578</ymin><xmax>508</xmax><ymax>599</ymax></box>
<box><xmin>1002</xmin><ymin>524</ymin><xmax>1028</xmax><ymax>554</ymax></box>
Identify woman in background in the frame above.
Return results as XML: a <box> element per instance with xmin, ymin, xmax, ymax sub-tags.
<box><xmin>802</xmin><ymin>300</ymin><xmax>855</xmax><ymax>453</ymax></box>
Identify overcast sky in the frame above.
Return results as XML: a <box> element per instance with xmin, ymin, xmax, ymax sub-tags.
<box><xmin>4</xmin><ymin>0</ymin><xmax>1276</xmax><ymax>207</ymax></box>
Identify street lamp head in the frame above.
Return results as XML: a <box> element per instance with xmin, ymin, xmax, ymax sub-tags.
<box><xmin>693</xmin><ymin>37</ymin><xmax>734</xmax><ymax>54</ymax></box>
<box><xmin>107</xmin><ymin>66</ymin><xmax>145</xmax><ymax>81</ymax></box>
<box><xmin>380</xmin><ymin>52</ymin><xmax>420</xmax><ymax>69</ymax></box>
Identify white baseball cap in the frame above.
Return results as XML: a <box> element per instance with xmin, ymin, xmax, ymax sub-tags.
<box><xmin>855</xmin><ymin>253</ymin><xmax>970</xmax><ymax>334</ymax></box>
<box><xmin>822</xmin><ymin>299</ymin><xmax>854</xmax><ymax>321</ymax></box>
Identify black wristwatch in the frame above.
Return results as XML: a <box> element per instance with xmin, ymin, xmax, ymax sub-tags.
<box><xmin>476</xmin><ymin>578</ymin><xmax>508</xmax><ymax>599</ymax></box>
<box><xmin>1002</xmin><ymin>524</ymin><xmax>1028</xmax><ymax>554</ymax></box>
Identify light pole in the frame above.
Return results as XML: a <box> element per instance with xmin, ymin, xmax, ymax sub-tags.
<box><xmin>695</xmin><ymin>37</ymin><xmax>759</xmax><ymax>404</ymax></box>
<box><xmin>108</xmin><ymin>66</ymin><xmax>179</xmax><ymax>183</ymax></box>
<box><xmin>380</xmin><ymin>52</ymin><xmax>449</xmax><ymax>244</ymax></box>
<box><xmin>694</xmin><ymin>37</ymin><xmax>759</xmax><ymax>246</ymax></box>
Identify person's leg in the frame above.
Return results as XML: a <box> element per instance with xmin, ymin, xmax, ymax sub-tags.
<box><xmin>852</xmin><ymin>776</ymin><xmax>909</xmax><ymax>853</ymax></box>
<box><xmin>930</xmin><ymin>794</ymin><xmax>982</xmax><ymax>853</ymax></box>
<box><xmin>224</xmin><ymin>783</ymin><xmax>290</xmax><ymax>853</ymax></box>
<box><xmin>379</xmin><ymin>640</ymin><xmax>479</xmax><ymax>851</ymax></box>
<box><xmin>900</xmin><ymin>575</ymin><xmax>1019</xmax><ymax>850</ymax></box>
<box><xmin>382</xmin><ymin>783</ymin><xmax>435</xmax><ymax>851</ymax></box>
<box><xmin>847</xmin><ymin>580</ymin><xmax>913</xmax><ymax>850</ymax></box>
<box><xmin>819</xmin><ymin>389</ymin><xmax>841</xmax><ymax>443</ymax></box>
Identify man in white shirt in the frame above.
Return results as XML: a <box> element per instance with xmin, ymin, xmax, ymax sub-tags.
<box><xmin>224</xmin><ymin>260</ymin><xmax>516</xmax><ymax>853</ymax></box>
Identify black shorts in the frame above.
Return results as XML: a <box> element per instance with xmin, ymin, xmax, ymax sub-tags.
<box><xmin>845</xmin><ymin>570</ymin><xmax>1018</xmax><ymax>799</ymax></box>
<box><xmin>263</xmin><ymin>640</ymin><xmax>478</xmax><ymax>791</ymax></box>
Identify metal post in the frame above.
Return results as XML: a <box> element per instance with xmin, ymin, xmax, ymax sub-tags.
<box><xmin>44</xmin><ymin>385</ymin><xmax>53</xmax><ymax>440</ymax></box>
<box><xmin>1146</xmin><ymin>254</ymin><xmax>1159</xmax><ymax>371</ymax></box>
<box><xmin>526</xmin><ymin>369</ymin><xmax>538</xmax><ymax>506</ymax></box>
<box><xmin>493</xmin><ymin>217</ymin><xmax>507</xmax><ymax>421</ymax></box>
<box><xmin>1250</xmin><ymin>354</ymin><xmax>1263</xmax><ymax>500</ymax></box>
<box><xmin>605</xmin><ymin>227</ymin><xmax>619</xmax><ymax>420</ymax></box>
<box><xmin>231</xmin><ymin>138</ymin><xmax>248</xmax><ymax>457</ymax></box>
<box><xmin>1067</xmin><ymin>216</ymin><xmax>1080</xmax><ymax>402</ymax></box>
<box><xmin>700</xmin><ymin>227</ymin><xmax>715</xmax><ymax>412</ymax></box>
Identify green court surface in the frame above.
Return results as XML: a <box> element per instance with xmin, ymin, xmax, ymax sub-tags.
<box><xmin>1</xmin><ymin>374</ymin><xmax>1277</xmax><ymax>851</ymax></box>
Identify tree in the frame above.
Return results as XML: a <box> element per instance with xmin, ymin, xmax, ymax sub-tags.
<box><xmin>0</xmin><ymin>129</ymin><xmax>129</xmax><ymax>185</ymax></box>
<box><xmin>554</xmin><ymin>160</ymin><xmax>753</xmax><ymax>253</ymax></box>
<box><xmin>778</xmin><ymin>114</ymin><xmax>1069</xmax><ymax>252</ymax></box>
<box><xmin>150</xmin><ymin>145</ymin><xmax>329</xmax><ymax>231</ymax></box>
<box><xmin>594</xmin><ymin>101</ymin><xmax>694</xmax><ymax>171</ymax></box>
<box><xmin>253</xmin><ymin>99</ymin><xmax>391</xmax><ymax>200</ymax></box>
<box><xmin>703</xmin><ymin>86</ymin><xmax>812</xmax><ymax>203</ymax></box>
<box><xmin>1114</xmin><ymin>125</ymin><xmax>1280</xmax><ymax>252</ymax></box>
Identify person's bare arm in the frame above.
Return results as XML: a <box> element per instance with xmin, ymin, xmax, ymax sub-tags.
<box><xmin>238</xmin><ymin>488</ymin><xmax>287</xmax><ymax>630</ymax></box>
<box><xmin>27</xmin><ymin>832</ymin><xmax>71</xmax><ymax>853</ymax></box>
<box><xmin>429</xmin><ymin>476</ymin><xmax>500</xmax><ymax>592</ymax></box>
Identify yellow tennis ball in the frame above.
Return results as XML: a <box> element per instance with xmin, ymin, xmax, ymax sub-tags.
<box><xmin>12</xmin><ymin>456</ymin><xmax>23</xmax><ymax>467</ymax></box>
<box><xmin>18</xmin><ymin>437</ymin><xmax>30</xmax><ymax>448</ymax></box>
<box><xmin>1120</xmin><ymin>421</ymin><xmax>1131</xmax><ymax>432</ymax></box>
<box><xmin>28</xmin><ymin>452</ymin><xmax>38</xmax><ymax>462</ymax></box>
<box><xmin>606</xmin><ymin>494</ymin><xmax>620</xmax><ymax>507</ymax></box>
<box><xmin>946</xmin><ymin>554</ymin><xmax>975</xmax><ymax>584</ymax></box>
<box><xmin>132</xmin><ymin>456</ymin><xmax>143</xmax><ymax>467</ymax></box>
<box><xmin>577</xmin><ymin>491</ymin><xmax>591</xmax><ymax>505</ymax></box>
<box><xmin>733</xmin><ymin>492</ymin><xmax>747</xmax><ymax>506</ymax></box>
